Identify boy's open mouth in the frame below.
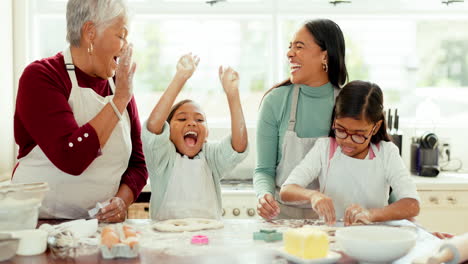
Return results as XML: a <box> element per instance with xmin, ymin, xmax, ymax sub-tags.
<box><xmin>184</xmin><ymin>131</ymin><xmax>198</xmax><ymax>147</ymax></box>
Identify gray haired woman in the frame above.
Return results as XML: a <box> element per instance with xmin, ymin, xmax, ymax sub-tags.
<box><xmin>13</xmin><ymin>0</ymin><xmax>148</xmax><ymax>223</ymax></box>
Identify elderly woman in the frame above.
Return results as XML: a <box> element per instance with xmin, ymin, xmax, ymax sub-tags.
<box><xmin>254</xmin><ymin>19</ymin><xmax>348</xmax><ymax>220</ymax></box>
<box><xmin>12</xmin><ymin>0</ymin><xmax>147</xmax><ymax>223</ymax></box>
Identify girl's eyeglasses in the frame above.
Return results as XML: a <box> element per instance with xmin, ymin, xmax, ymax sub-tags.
<box><xmin>333</xmin><ymin>124</ymin><xmax>377</xmax><ymax>144</ymax></box>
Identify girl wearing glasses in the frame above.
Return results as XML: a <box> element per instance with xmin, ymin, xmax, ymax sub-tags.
<box><xmin>280</xmin><ymin>80</ymin><xmax>420</xmax><ymax>226</ymax></box>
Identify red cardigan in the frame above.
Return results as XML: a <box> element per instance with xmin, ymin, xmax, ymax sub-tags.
<box><xmin>14</xmin><ymin>52</ymin><xmax>148</xmax><ymax>200</ymax></box>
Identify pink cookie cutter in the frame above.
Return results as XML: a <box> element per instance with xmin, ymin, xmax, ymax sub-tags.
<box><xmin>191</xmin><ymin>235</ymin><xmax>209</xmax><ymax>245</ymax></box>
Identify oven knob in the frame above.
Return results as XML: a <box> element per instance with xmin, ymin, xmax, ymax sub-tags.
<box><xmin>233</xmin><ymin>208</ymin><xmax>240</xmax><ymax>216</ymax></box>
<box><xmin>247</xmin><ymin>208</ymin><xmax>255</xmax><ymax>217</ymax></box>
<box><xmin>222</xmin><ymin>208</ymin><xmax>226</xmax><ymax>216</ymax></box>
<box><xmin>447</xmin><ymin>196</ymin><xmax>457</xmax><ymax>205</ymax></box>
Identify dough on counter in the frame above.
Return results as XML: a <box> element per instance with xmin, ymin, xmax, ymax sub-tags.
<box><xmin>152</xmin><ymin>218</ymin><xmax>224</xmax><ymax>232</ymax></box>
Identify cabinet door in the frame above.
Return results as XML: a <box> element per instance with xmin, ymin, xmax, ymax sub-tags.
<box><xmin>416</xmin><ymin>190</ymin><xmax>468</xmax><ymax>235</ymax></box>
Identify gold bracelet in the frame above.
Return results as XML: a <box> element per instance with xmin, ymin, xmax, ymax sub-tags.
<box><xmin>109</xmin><ymin>98</ymin><xmax>123</xmax><ymax>121</ymax></box>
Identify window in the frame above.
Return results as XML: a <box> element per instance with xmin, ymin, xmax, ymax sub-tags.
<box><xmin>28</xmin><ymin>0</ymin><xmax>468</xmax><ymax>128</ymax></box>
<box><xmin>130</xmin><ymin>16</ymin><xmax>272</xmax><ymax>124</ymax></box>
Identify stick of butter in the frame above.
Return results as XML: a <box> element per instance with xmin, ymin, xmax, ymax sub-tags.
<box><xmin>284</xmin><ymin>227</ymin><xmax>329</xmax><ymax>259</ymax></box>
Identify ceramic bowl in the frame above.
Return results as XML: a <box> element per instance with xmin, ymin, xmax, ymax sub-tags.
<box><xmin>0</xmin><ymin>233</ymin><xmax>19</xmax><ymax>261</ymax></box>
<box><xmin>0</xmin><ymin>182</ymin><xmax>49</xmax><ymax>202</ymax></box>
<box><xmin>335</xmin><ymin>225</ymin><xmax>417</xmax><ymax>264</ymax></box>
<box><xmin>0</xmin><ymin>182</ymin><xmax>48</xmax><ymax>231</ymax></box>
<box><xmin>12</xmin><ymin>229</ymin><xmax>48</xmax><ymax>256</ymax></box>
<box><xmin>0</xmin><ymin>198</ymin><xmax>41</xmax><ymax>231</ymax></box>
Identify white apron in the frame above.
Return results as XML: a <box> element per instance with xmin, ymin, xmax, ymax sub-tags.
<box><xmin>275</xmin><ymin>84</ymin><xmax>339</xmax><ymax>219</ymax></box>
<box><xmin>156</xmin><ymin>154</ymin><xmax>220</xmax><ymax>221</ymax></box>
<box><xmin>321</xmin><ymin>139</ymin><xmax>388</xmax><ymax>219</ymax></box>
<box><xmin>12</xmin><ymin>47</ymin><xmax>132</xmax><ymax>219</ymax></box>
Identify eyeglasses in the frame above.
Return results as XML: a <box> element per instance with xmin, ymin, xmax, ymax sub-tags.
<box><xmin>333</xmin><ymin>124</ymin><xmax>377</xmax><ymax>144</ymax></box>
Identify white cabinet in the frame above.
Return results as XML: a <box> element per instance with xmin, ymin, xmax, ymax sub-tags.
<box><xmin>413</xmin><ymin>173</ymin><xmax>468</xmax><ymax>235</ymax></box>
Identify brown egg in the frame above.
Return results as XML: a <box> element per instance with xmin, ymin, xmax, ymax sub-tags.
<box><xmin>101</xmin><ymin>227</ymin><xmax>120</xmax><ymax>248</ymax></box>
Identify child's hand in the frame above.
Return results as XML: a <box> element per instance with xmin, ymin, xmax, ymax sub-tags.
<box><xmin>432</xmin><ymin>232</ymin><xmax>454</xmax><ymax>239</ymax></box>
<box><xmin>344</xmin><ymin>204</ymin><xmax>372</xmax><ymax>226</ymax></box>
<box><xmin>176</xmin><ymin>53</ymin><xmax>200</xmax><ymax>80</ymax></box>
<box><xmin>310</xmin><ymin>192</ymin><xmax>336</xmax><ymax>226</ymax></box>
<box><xmin>218</xmin><ymin>66</ymin><xmax>239</xmax><ymax>96</ymax></box>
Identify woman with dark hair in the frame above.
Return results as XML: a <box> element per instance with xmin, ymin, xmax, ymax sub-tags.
<box><xmin>254</xmin><ymin>19</ymin><xmax>348</xmax><ymax>219</ymax></box>
<box><xmin>280</xmin><ymin>81</ymin><xmax>420</xmax><ymax>226</ymax></box>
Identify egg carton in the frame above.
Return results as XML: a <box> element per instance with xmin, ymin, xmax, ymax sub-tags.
<box><xmin>100</xmin><ymin>243</ymin><xmax>139</xmax><ymax>259</ymax></box>
<box><xmin>100</xmin><ymin>224</ymin><xmax>139</xmax><ymax>259</ymax></box>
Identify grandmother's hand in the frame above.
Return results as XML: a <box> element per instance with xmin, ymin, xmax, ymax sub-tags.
<box><xmin>176</xmin><ymin>53</ymin><xmax>199</xmax><ymax>80</ymax></box>
<box><xmin>344</xmin><ymin>204</ymin><xmax>372</xmax><ymax>226</ymax></box>
<box><xmin>115</xmin><ymin>43</ymin><xmax>137</xmax><ymax>105</ymax></box>
<box><xmin>96</xmin><ymin>197</ymin><xmax>127</xmax><ymax>223</ymax></box>
<box><xmin>218</xmin><ymin>66</ymin><xmax>239</xmax><ymax>97</ymax></box>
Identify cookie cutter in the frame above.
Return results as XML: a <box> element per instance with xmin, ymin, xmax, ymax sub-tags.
<box><xmin>191</xmin><ymin>235</ymin><xmax>209</xmax><ymax>245</ymax></box>
<box><xmin>253</xmin><ymin>229</ymin><xmax>283</xmax><ymax>242</ymax></box>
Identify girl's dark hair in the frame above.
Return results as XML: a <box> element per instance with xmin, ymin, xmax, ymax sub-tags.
<box><xmin>262</xmin><ymin>19</ymin><xmax>348</xmax><ymax>101</ymax></box>
<box><xmin>328</xmin><ymin>80</ymin><xmax>391</xmax><ymax>144</ymax></box>
<box><xmin>167</xmin><ymin>99</ymin><xmax>194</xmax><ymax>123</ymax></box>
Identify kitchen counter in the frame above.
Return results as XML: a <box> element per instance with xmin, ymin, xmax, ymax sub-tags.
<box><xmin>412</xmin><ymin>172</ymin><xmax>468</xmax><ymax>235</ymax></box>
<box><xmin>7</xmin><ymin>219</ymin><xmax>442</xmax><ymax>264</ymax></box>
<box><xmin>412</xmin><ymin>172</ymin><xmax>468</xmax><ymax>190</ymax></box>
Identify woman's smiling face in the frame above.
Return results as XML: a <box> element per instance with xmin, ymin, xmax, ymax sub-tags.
<box><xmin>287</xmin><ymin>26</ymin><xmax>328</xmax><ymax>86</ymax></box>
<box><xmin>91</xmin><ymin>16</ymin><xmax>128</xmax><ymax>79</ymax></box>
<box><xmin>169</xmin><ymin>102</ymin><xmax>208</xmax><ymax>158</ymax></box>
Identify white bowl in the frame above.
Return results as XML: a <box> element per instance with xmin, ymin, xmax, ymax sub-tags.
<box><xmin>0</xmin><ymin>182</ymin><xmax>48</xmax><ymax>231</ymax></box>
<box><xmin>335</xmin><ymin>225</ymin><xmax>417</xmax><ymax>264</ymax></box>
<box><xmin>12</xmin><ymin>229</ymin><xmax>48</xmax><ymax>256</ymax></box>
<box><xmin>0</xmin><ymin>233</ymin><xmax>19</xmax><ymax>261</ymax></box>
<box><xmin>0</xmin><ymin>198</ymin><xmax>41</xmax><ymax>231</ymax></box>
<box><xmin>0</xmin><ymin>182</ymin><xmax>49</xmax><ymax>202</ymax></box>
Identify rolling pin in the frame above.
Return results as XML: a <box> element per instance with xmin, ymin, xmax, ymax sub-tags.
<box><xmin>427</xmin><ymin>233</ymin><xmax>468</xmax><ymax>264</ymax></box>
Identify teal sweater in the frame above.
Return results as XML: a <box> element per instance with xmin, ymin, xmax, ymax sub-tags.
<box><xmin>253</xmin><ymin>83</ymin><xmax>335</xmax><ymax>199</ymax></box>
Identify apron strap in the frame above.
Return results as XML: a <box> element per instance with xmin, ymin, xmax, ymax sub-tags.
<box><xmin>108</xmin><ymin>78</ymin><xmax>116</xmax><ymax>94</ymax></box>
<box><xmin>368</xmin><ymin>143</ymin><xmax>380</xmax><ymax>160</ymax></box>
<box><xmin>63</xmin><ymin>46</ymin><xmax>117</xmax><ymax>95</ymax></box>
<box><xmin>369</xmin><ymin>145</ymin><xmax>376</xmax><ymax>160</ymax></box>
<box><xmin>323</xmin><ymin>137</ymin><xmax>339</xmax><ymax>193</ymax></box>
<box><xmin>333</xmin><ymin>87</ymin><xmax>340</xmax><ymax>100</ymax></box>
<box><xmin>287</xmin><ymin>84</ymin><xmax>300</xmax><ymax>131</ymax></box>
<box><xmin>63</xmin><ymin>47</ymin><xmax>79</xmax><ymax>89</ymax></box>
<box><xmin>328</xmin><ymin>137</ymin><xmax>339</xmax><ymax>161</ymax></box>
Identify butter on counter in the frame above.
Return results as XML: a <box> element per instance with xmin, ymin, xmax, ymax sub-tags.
<box><xmin>284</xmin><ymin>227</ymin><xmax>329</xmax><ymax>259</ymax></box>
